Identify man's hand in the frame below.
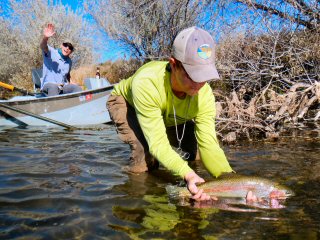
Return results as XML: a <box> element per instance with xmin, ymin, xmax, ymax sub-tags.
<box><xmin>41</xmin><ymin>23</ymin><xmax>55</xmax><ymax>53</ymax></box>
<box><xmin>44</xmin><ymin>23</ymin><xmax>55</xmax><ymax>38</ymax></box>
<box><xmin>184</xmin><ymin>171</ymin><xmax>217</xmax><ymax>201</ymax></box>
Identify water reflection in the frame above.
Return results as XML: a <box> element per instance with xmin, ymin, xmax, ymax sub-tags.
<box><xmin>0</xmin><ymin>126</ymin><xmax>319</xmax><ymax>239</ymax></box>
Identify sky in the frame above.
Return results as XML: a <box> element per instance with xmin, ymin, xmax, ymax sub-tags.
<box><xmin>60</xmin><ymin>0</ymin><xmax>83</xmax><ymax>10</ymax></box>
<box><xmin>0</xmin><ymin>0</ymin><xmax>123</xmax><ymax>63</ymax></box>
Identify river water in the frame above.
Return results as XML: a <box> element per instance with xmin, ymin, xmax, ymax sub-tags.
<box><xmin>0</xmin><ymin>124</ymin><xmax>319</xmax><ymax>239</ymax></box>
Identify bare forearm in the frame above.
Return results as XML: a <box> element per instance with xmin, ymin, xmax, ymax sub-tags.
<box><xmin>40</xmin><ymin>37</ymin><xmax>49</xmax><ymax>53</ymax></box>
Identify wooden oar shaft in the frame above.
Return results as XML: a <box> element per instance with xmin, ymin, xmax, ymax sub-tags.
<box><xmin>0</xmin><ymin>103</ymin><xmax>76</xmax><ymax>130</ymax></box>
<box><xmin>0</xmin><ymin>81</ymin><xmax>14</xmax><ymax>91</ymax></box>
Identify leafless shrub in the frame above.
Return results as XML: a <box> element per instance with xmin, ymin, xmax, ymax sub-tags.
<box><xmin>217</xmin><ymin>30</ymin><xmax>319</xmax><ymax>90</ymax></box>
<box><xmin>84</xmin><ymin>0</ymin><xmax>220</xmax><ymax>61</ymax></box>
<box><xmin>0</xmin><ymin>15</ymin><xmax>36</xmax><ymax>91</ymax></box>
<box><xmin>210</xmin><ymin>0</ymin><xmax>320</xmax><ymax>140</ymax></box>
<box><xmin>215</xmin><ymin>81</ymin><xmax>319</xmax><ymax>142</ymax></box>
<box><xmin>214</xmin><ymin>28</ymin><xmax>319</xmax><ymax>140</ymax></box>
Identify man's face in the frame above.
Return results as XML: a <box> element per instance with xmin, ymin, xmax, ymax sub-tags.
<box><xmin>61</xmin><ymin>44</ymin><xmax>73</xmax><ymax>57</ymax></box>
<box><xmin>171</xmin><ymin>60</ymin><xmax>206</xmax><ymax>97</ymax></box>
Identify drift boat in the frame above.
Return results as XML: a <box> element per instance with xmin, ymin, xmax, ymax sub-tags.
<box><xmin>0</xmin><ymin>76</ymin><xmax>114</xmax><ymax>128</ymax></box>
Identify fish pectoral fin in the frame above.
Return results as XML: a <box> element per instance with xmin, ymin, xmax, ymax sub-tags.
<box><xmin>225</xmin><ymin>203</ymin><xmax>261</xmax><ymax>212</ymax></box>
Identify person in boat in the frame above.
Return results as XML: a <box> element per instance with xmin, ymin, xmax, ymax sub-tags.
<box><xmin>107</xmin><ymin>26</ymin><xmax>233</xmax><ymax>201</ymax></box>
<box><xmin>40</xmin><ymin>23</ymin><xmax>82</xmax><ymax>96</ymax></box>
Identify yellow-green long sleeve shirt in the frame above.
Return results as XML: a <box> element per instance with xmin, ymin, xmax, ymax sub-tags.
<box><xmin>112</xmin><ymin>61</ymin><xmax>233</xmax><ymax>178</ymax></box>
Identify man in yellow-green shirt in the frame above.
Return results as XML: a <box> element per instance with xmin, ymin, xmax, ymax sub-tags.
<box><xmin>107</xmin><ymin>27</ymin><xmax>233</xmax><ymax>201</ymax></box>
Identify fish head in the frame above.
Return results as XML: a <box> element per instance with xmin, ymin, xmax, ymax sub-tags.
<box><xmin>269</xmin><ymin>187</ymin><xmax>294</xmax><ymax>199</ymax></box>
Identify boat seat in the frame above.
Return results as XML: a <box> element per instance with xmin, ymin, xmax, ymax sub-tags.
<box><xmin>84</xmin><ymin>78</ymin><xmax>111</xmax><ymax>90</ymax></box>
<box><xmin>32</xmin><ymin>68</ymin><xmax>42</xmax><ymax>91</ymax></box>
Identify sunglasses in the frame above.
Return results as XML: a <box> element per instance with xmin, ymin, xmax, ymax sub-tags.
<box><xmin>62</xmin><ymin>43</ymin><xmax>74</xmax><ymax>52</ymax></box>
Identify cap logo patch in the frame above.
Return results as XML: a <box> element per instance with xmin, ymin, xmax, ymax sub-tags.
<box><xmin>197</xmin><ymin>44</ymin><xmax>212</xmax><ymax>59</ymax></box>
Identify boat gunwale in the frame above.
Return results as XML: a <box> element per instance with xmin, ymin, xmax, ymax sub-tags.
<box><xmin>0</xmin><ymin>85</ymin><xmax>114</xmax><ymax>105</ymax></box>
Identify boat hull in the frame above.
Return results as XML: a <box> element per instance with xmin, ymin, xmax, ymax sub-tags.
<box><xmin>0</xmin><ymin>86</ymin><xmax>114</xmax><ymax>127</ymax></box>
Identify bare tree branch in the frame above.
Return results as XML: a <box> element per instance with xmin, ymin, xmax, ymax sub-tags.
<box><xmin>236</xmin><ymin>0</ymin><xmax>319</xmax><ymax>30</ymax></box>
<box><xmin>85</xmin><ymin>0</ymin><xmax>218</xmax><ymax>61</ymax></box>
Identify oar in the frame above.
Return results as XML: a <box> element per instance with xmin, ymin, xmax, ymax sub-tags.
<box><xmin>0</xmin><ymin>81</ymin><xmax>35</xmax><ymax>96</ymax></box>
<box><xmin>0</xmin><ymin>103</ymin><xmax>76</xmax><ymax>130</ymax></box>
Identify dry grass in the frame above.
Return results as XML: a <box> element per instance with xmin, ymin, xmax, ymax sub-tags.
<box><xmin>70</xmin><ymin>65</ymin><xmax>96</xmax><ymax>86</ymax></box>
<box><xmin>71</xmin><ymin>58</ymin><xmax>143</xmax><ymax>86</ymax></box>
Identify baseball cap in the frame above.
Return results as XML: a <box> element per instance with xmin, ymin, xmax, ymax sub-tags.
<box><xmin>172</xmin><ymin>26</ymin><xmax>220</xmax><ymax>82</ymax></box>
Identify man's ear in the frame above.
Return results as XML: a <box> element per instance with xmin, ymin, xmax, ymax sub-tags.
<box><xmin>169</xmin><ymin>57</ymin><xmax>177</xmax><ymax>70</ymax></box>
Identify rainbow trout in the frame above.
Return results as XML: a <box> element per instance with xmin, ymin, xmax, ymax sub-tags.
<box><xmin>166</xmin><ymin>175</ymin><xmax>294</xmax><ymax>210</ymax></box>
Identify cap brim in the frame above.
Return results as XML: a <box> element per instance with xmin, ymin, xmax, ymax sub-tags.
<box><xmin>183</xmin><ymin>63</ymin><xmax>220</xmax><ymax>82</ymax></box>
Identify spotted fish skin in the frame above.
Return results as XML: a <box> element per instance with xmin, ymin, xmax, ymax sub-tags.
<box><xmin>166</xmin><ymin>175</ymin><xmax>294</xmax><ymax>200</ymax></box>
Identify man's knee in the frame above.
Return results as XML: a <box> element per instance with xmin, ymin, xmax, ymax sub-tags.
<box><xmin>42</xmin><ymin>83</ymin><xmax>60</xmax><ymax>96</ymax></box>
<box><xmin>107</xmin><ymin>95</ymin><xmax>159</xmax><ymax>172</ymax></box>
<box><xmin>63</xmin><ymin>84</ymin><xmax>82</xmax><ymax>94</ymax></box>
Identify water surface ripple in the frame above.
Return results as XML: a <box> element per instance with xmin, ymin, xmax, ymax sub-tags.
<box><xmin>0</xmin><ymin>125</ymin><xmax>319</xmax><ymax>239</ymax></box>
